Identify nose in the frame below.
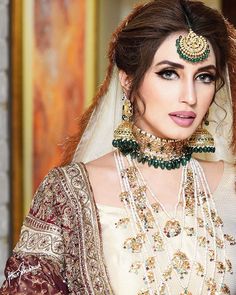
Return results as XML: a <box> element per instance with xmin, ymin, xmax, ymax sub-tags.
<box><xmin>179</xmin><ymin>78</ymin><xmax>197</xmax><ymax>105</ymax></box>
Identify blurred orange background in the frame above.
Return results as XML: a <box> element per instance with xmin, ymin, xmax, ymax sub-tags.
<box><xmin>33</xmin><ymin>1</ymin><xmax>85</xmax><ymax>190</ymax></box>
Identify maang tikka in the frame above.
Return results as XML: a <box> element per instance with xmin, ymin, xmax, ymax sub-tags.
<box><xmin>175</xmin><ymin>2</ymin><xmax>215</xmax><ymax>153</ymax></box>
<box><xmin>176</xmin><ymin>1</ymin><xmax>210</xmax><ymax>63</ymax></box>
<box><xmin>176</xmin><ymin>29</ymin><xmax>210</xmax><ymax>63</ymax></box>
<box><xmin>112</xmin><ymin>92</ymin><xmax>139</xmax><ymax>155</ymax></box>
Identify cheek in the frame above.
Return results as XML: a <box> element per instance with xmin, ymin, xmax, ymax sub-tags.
<box><xmin>197</xmin><ymin>86</ymin><xmax>215</xmax><ymax>118</ymax></box>
<box><xmin>200</xmin><ymin>86</ymin><xmax>215</xmax><ymax>106</ymax></box>
<box><xmin>139</xmin><ymin>79</ymin><xmax>178</xmax><ymax>111</ymax></box>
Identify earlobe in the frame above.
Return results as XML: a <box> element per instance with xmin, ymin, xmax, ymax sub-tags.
<box><xmin>119</xmin><ymin>70</ymin><xmax>131</xmax><ymax>91</ymax></box>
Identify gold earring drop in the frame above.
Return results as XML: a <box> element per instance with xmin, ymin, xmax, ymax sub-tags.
<box><xmin>112</xmin><ymin>92</ymin><xmax>139</xmax><ymax>155</ymax></box>
<box><xmin>188</xmin><ymin>117</ymin><xmax>215</xmax><ymax>153</ymax></box>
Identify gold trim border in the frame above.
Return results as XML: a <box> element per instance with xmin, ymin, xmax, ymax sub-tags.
<box><xmin>85</xmin><ymin>0</ymin><xmax>98</xmax><ymax>108</ymax></box>
<box><xmin>10</xmin><ymin>0</ymin><xmax>24</xmax><ymax>247</ymax></box>
<box><xmin>22</xmin><ymin>0</ymin><xmax>34</xmax><ymax>215</ymax></box>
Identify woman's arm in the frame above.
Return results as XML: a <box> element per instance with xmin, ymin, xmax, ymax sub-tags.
<box><xmin>1</xmin><ymin>255</ymin><xmax>68</xmax><ymax>294</ymax></box>
<box><xmin>0</xmin><ymin>169</ymin><xmax>69</xmax><ymax>294</ymax></box>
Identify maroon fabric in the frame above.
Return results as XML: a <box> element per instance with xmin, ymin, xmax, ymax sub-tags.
<box><xmin>0</xmin><ymin>255</ymin><xmax>69</xmax><ymax>295</ymax></box>
<box><xmin>0</xmin><ymin>164</ymin><xmax>114</xmax><ymax>294</ymax></box>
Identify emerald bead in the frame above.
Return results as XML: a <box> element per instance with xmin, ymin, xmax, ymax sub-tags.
<box><xmin>181</xmin><ymin>158</ymin><xmax>187</xmax><ymax>166</ymax></box>
<box><xmin>160</xmin><ymin>162</ymin><xmax>165</xmax><ymax>170</ymax></box>
<box><xmin>130</xmin><ymin>152</ymin><xmax>136</xmax><ymax>159</ymax></box>
<box><xmin>137</xmin><ymin>155</ymin><xmax>143</xmax><ymax>162</ymax></box>
<box><xmin>186</xmin><ymin>154</ymin><xmax>191</xmax><ymax>160</ymax></box>
<box><xmin>176</xmin><ymin>162</ymin><xmax>180</xmax><ymax>169</ymax></box>
<box><xmin>203</xmin><ymin>147</ymin><xmax>208</xmax><ymax>152</ymax></box>
<box><xmin>153</xmin><ymin>160</ymin><xmax>159</xmax><ymax>168</ymax></box>
<box><xmin>141</xmin><ymin>157</ymin><xmax>146</xmax><ymax>164</ymax></box>
<box><xmin>166</xmin><ymin>162</ymin><xmax>173</xmax><ymax>170</ymax></box>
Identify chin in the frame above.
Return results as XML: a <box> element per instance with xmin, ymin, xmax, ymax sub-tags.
<box><xmin>167</xmin><ymin>128</ymin><xmax>196</xmax><ymax>140</ymax></box>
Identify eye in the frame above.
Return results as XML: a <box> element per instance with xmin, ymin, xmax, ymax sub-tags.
<box><xmin>156</xmin><ymin>69</ymin><xmax>179</xmax><ymax>80</ymax></box>
<box><xmin>196</xmin><ymin>73</ymin><xmax>216</xmax><ymax>84</ymax></box>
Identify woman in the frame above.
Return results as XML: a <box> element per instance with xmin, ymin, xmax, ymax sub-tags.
<box><xmin>1</xmin><ymin>0</ymin><xmax>236</xmax><ymax>294</ymax></box>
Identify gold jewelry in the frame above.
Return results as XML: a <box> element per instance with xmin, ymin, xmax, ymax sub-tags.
<box><xmin>112</xmin><ymin>92</ymin><xmax>139</xmax><ymax>155</ymax></box>
<box><xmin>114</xmin><ymin>119</ymin><xmax>215</xmax><ymax>168</ymax></box>
<box><xmin>114</xmin><ymin>150</ymin><xmax>234</xmax><ymax>295</ymax></box>
<box><xmin>203</xmin><ymin>110</ymin><xmax>210</xmax><ymax>126</ymax></box>
<box><xmin>131</xmin><ymin>125</ymin><xmax>192</xmax><ymax>170</ymax></box>
<box><xmin>177</xmin><ymin>0</ymin><xmax>210</xmax><ymax>63</ymax></box>
<box><xmin>188</xmin><ymin>126</ymin><xmax>215</xmax><ymax>153</ymax></box>
<box><xmin>176</xmin><ymin>29</ymin><xmax>210</xmax><ymax>63</ymax></box>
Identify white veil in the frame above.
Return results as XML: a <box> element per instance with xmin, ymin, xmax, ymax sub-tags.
<box><xmin>72</xmin><ymin>67</ymin><xmax>123</xmax><ymax>163</ymax></box>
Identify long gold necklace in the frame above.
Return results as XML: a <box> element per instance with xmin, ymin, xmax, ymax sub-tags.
<box><xmin>114</xmin><ymin>150</ymin><xmax>235</xmax><ymax>295</ymax></box>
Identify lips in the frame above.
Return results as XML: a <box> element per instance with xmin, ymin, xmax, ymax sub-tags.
<box><xmin>168</xmin><ymin>111</ymin><xmax>196</xmax><ymax>127</ymax></box>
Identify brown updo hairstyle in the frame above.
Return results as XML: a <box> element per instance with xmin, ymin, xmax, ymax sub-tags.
<box><xmin>61</xmin><ymin>0</ymin><xmax>236</xmax><ymax>165</ymax></box>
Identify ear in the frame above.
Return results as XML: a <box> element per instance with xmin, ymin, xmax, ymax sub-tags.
<box><xmin>119</xmin><ymin>70</ymin><xmax>131</xmax><ymax>92</ymax></box>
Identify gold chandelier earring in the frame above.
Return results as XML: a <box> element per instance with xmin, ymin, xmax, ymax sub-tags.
<box><xmin>188</xmin><ymin>113</ymin><xmax>215</xmax><ymax>153</ymax></box>
<box><xmin>112</xmin><ymin>92</ymin><xmax>139</xmax><ymax>155</ymax></box>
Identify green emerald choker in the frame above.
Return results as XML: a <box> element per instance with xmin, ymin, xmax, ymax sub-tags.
<box><xmin>129</xmin><ymin>126</ymin><xmax>192</xmax><ymax>170</ymax></box>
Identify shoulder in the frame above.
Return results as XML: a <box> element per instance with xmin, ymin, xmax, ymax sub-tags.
<box><xmin>85</xmin><ymin>151</ymin><xmax>116</xmax><ymax>168</ymax></box>
<box><xmin>197</xmin><ymin>159</ymin><xmax>224</xmax><ymax>172</ymax></box>
<box><xmin>30</xmin><ymin>163</ymin><xmax>91</xmax><ymax>220</ymax></box>
<box><xmin>84</xmin><ymin>151</ymin><xmax>118</xmax><ymax>191</ymax></box>
<box><xmin>84</xmin><ymin>151</ymin><xmax>117</xmax><ymax>179</ymax></box>
<box><xmin>196</xmin><ymin>159</ymin><xmax>235</xmax><ymax>193</ymax></box>
<box><xmin>197</xmin><ymin>159</ymin><xmax>235</xmax><ymax>175</ymax></box>
<box><xmin>40</xmin><ymin>162</ymin><xmax>90</xmax><ymax>191</ymax></box>
<box><xmin>83</xmin><ymin>152</ymin><xmax>122</xmax><ymax>206</ymax></box>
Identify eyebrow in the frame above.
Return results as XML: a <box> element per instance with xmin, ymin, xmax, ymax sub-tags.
<box><xmin>156</xmin><ymin>60</ymin><xmax>184</xmax><ymax>69</ymax></box>
<box><xmin>155</xmin><ymin>60</ymin><xmax>217</xmax><ymax>72</ymax></box>
<box><xmin>197</xmin><ymin>65</ymin><xmax>217</xmax><ymax>72</ymax></box>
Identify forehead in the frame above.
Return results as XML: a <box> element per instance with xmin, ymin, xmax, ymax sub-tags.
<box><xmin>151</xmin><ymin>31</ymin><xmax>216</xmax><ymax>67</ymax></box>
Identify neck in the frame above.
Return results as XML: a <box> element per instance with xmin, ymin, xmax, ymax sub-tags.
<box><xmin>131</xmin><ymin>125</ymin><xmax>192</xmax><ymax>170</ymax></box>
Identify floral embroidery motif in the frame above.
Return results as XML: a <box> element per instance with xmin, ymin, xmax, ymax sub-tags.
<box><xmin>172</xmin><ymin>251</ymin><xmax>190</xmax><ymax>279</ymax></box>
<box><xmin>14</xmin><ymin>218</ymin><xmax>64</xmax><ymax>263</ymax></box>
<box><xmin>163</xmin><ymin>219</ymin><xmax>182</xmax><ymax>237</ymax></box>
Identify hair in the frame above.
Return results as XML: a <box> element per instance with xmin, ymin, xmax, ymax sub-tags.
<box><xmin>115</xmin><ymin>0</ymin><xmax>229</xmax><ymax>111</ymax></box>
<box><xmin>61</xmin><ymin>0</ymin><xmax>236</xmax><ymax>165</ymax></box>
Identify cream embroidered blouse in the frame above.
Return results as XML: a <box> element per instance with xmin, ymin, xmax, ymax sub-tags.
<box><xmin>0</xmin><ymin>161</ymin><xmax>235</xmax><ymax>294</ymax></box>
<box><xmin>98</xmin><ymin>162</ymin><xmax>236</xmax><ymax>294</ymax></box>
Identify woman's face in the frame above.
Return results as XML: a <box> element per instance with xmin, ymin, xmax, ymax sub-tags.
<box><xmin>128</xmin><ymin>31</ymin><xmax>216</xmax><ymax>140</ymax></box>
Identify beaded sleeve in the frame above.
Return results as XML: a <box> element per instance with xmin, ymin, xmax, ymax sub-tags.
<box><xmin>0</xmin><ymin>169</ymin><xmax>69</xmax><ymax>294</ymax></box>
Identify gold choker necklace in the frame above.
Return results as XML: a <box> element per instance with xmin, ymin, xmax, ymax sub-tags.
<box><xmin>131</xmin><ymin>126</ymin><xmax>192</xmax><ymax>170</ymax></box>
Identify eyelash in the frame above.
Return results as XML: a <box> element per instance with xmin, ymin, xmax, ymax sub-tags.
<box><xmin>156</xmin><ymin>69</ymin><xmax>216</xmax><ymax>84</ymax></box>
<box><xmin>156</xmin><ymin>69</ymin><xmax>178</xmax><ymax>80</ymax></box>
<box><xmin>196</xmin><ymin>73</ymin><xmax>216</xmax><ymax>83</ymax></box>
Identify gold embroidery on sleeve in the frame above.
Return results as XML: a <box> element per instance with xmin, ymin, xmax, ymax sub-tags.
<box><xmin>14</xmin><ymin>216</ymin><xmax>64</xmax><ymax>263</ymax></box>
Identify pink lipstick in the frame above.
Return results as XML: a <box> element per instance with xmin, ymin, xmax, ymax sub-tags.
<box><xmin>169</xmin><ymin>111</ymin><xmax>196</xmax><ymax>127</ymax></box>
